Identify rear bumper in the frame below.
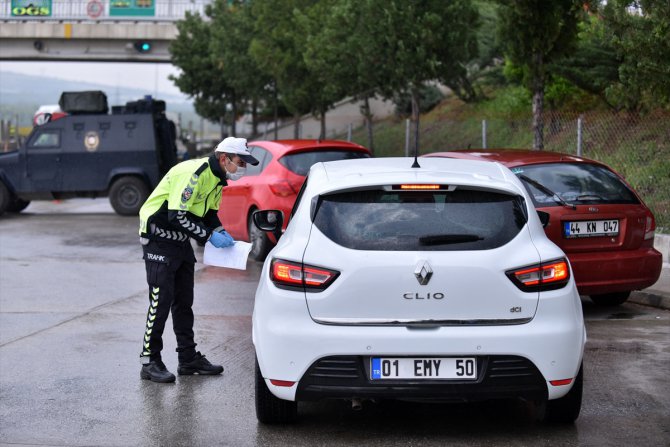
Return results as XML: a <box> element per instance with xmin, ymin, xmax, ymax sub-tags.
<box><xmin>296</xmin><ymin>355</ymin><xmax>547</xmax><ymax>403</ymax></box>
<box><xmin>253</xmin><ymin>277</ymin><xmax>586</xmax><ymax>403</ymax></box>
<box><xmin>569</xmin><ymin>247</ymin><xmax>662</xmax><ymax>295</ymax></box>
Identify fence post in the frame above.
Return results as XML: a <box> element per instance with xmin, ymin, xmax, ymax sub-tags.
<box><xmin>347</xmin><ymin>123</ymin><xmax>353</xmax><ymax>142</ymax></box>
<box><xmin>482</xmin><ymin>119</ymin><xmax>487</xmax><ymax>149</ymax></box>
<box><xmin>404</xmin><ymin>119</ymin><xmax>410</xmax><ymax>157</ymax></box>
<box><xmin>577</xmin><ymin>115</ymin><xmax>583</xmax><ymax>156</ymax></box>
<box><xmin>1</xmin><ymin>119</ymin><xmax>5</xmax><ymax>152</ymax></box>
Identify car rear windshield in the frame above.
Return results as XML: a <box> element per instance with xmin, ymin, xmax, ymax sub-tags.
<box><xmin>313</xmin><ymin>188</ymin><xmax>527</xmax><ymax>251</ymax></box>
<box><xmin>512</xmin><ymin>162</ymin><xmax>639</xmax><ymax>207</ymax></box>
<box><xmin>279</xmin><ymin>150</ymin><xmax>370</xmax><ymax>176</ymax></box>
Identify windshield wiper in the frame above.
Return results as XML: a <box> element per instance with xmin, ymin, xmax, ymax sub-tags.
<box><xmin>518</xmin><ymin>175</ymin><xmax>576</xmax><ymax>210</ymax></box>
<box><xmin>419</xmin><ymin>234</ymin><xmax>483</xmax><ymax>245</ymax></box>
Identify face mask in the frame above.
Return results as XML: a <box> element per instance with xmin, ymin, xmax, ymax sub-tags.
<box><xmin>226</xmin><ymin>165</ymin><xmax>246</xmax><ymax>181</ymax></box>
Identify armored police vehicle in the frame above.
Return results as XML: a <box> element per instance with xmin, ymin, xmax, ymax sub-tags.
<box><xmin>0</xmin><ymin>91</ymin><xmax>178</xmax><ymax>216</ymax></box>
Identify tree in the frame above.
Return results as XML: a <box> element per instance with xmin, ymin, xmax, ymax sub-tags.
<box><xmin>251</xmin><ymin>0</ymin><xmax>342</xmax><ymax>139</ymax></box>
<box><xmin>293</xmin><ymin>0</ymin><xmax>350</xmax><ymax>139</ymax></box>
<box><xmin>170</xmin><ymin>11</ymin><xmax>235</xmax><ymax>134</ymax></box>
<box><xmin>496</xmin><ymin>0</ymin><xmax>582</xmax><ymax>149</ymax></box>
<box><xmin>302</xmin><ymin>0</ymin><xmax>393</xmax><ymax>152</ymax></box>
<box><xmin>209</xmin><ymin>0</ymin><xmax>273</xmax><ymax>136</ymax></box>
<box><xmin>602</xmin><ymin>0</ymin><xmax>670</xmax><ymax>109</ymax></box>
<box><xmin>379</xmin><ymin>1</ymin><xmax>480</xmax><ymax>155</ymax></box>
<box><xmin>305</xmin><ymin>0</ymin><xmax>479</xmax><ymax>154</ymax></box>
<box><xmin>551</xmin><ymin>13</ymin><xmax>622</xmax><ymax>110</ymax></box>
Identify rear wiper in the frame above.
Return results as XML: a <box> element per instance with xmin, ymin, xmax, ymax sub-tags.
<box><xmin>419</xmin><ymin>234</ymin><xmax>483</xmax><ymax>245</ymax></box>
<box><xmin>518</xmin><ymin>175</ymin><xmax>576</xmax><ymax>210</ymax></box>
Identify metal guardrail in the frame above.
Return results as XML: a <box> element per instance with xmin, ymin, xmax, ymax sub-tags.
<box><xmin>0</xmin><ymin>0</ymin><xmax>212</xmax><ymax>22</ymax></box>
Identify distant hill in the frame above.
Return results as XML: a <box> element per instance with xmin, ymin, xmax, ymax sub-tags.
<box><xmin>0</xmin><ymin>70</ymin><xmax>198</xmax><ymax>124</ymax></box>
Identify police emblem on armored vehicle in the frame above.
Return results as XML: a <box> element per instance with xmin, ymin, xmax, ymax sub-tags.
<box><xmin>84</xmin><ymin>131</ymin><xmax>100</xmax><ymax>152</ymax></box>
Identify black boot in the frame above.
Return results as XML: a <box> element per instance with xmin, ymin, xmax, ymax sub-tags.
<box><xmin>141</xmin><ymin>360</ymin><xmax>176</xmax><ymax>383</ymax></box>
<box><xmin>178</xmin><ymin>352</ymin><xmax>224</xmax><ymax>375</ymax></box>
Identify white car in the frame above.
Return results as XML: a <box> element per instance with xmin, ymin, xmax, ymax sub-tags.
<box><xmin>251</xmin><ymin>157</ymin><xmax>586</xmax><ymax>424</ymax></box>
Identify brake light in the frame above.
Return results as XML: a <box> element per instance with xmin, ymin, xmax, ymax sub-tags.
<box><xmin>270</xmin><ymin>379</ymin><xmax>295</xmax><ymax>387</ymax></box>
<box><xmin>269</xmin><ymin>180</ymin><xmax>298</xmax><ymax>197</ymax></box>
<box><xmin>644</xmin><ymin>213</ymin><xmax>655</xmax><ymax>240</ymax></box>
<box><xmin>270</xmin><ymin>259</ymin><xmax>339</xmax><ymax>291</ymax></box>
<box><xmin>398</xmin><ymin>184</ymin><xmax>441</xmax><ymax>190</ymax></box>
<box><xmin>550</xmin><ymin>378</ymin><xmax>573</xmax><ymax>386</ymax></box>
<box><xmin>506</xmin><ymin>258</ymin><xmax>570</xmax><ymax>292</ymax></box>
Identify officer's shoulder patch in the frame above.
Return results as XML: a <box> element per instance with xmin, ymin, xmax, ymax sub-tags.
<box><xmin>181</xmin><ymin>187</ymin><xmax>194</xmax><ymax>203</ymax></box>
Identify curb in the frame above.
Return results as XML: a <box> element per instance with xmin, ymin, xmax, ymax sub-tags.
<box><xmin>630</xmin><ymin>234</ymin><xmax>670</xmax><ymax>310</ymax></box>
<box><xmin>629</xmin><ymin>290</ymin><xmax>670</xmax><ymax>311</ymax></box>
<box><xmin>655</xmin><ymin>234</ymin><xmax>669</xmax><ymax>263</ymax></box>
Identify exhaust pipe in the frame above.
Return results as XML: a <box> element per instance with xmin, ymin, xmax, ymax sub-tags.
<box><xmin>351</xmin><ymin>398</ymin><xmax>363</xmax><ymax>411</ymax></box>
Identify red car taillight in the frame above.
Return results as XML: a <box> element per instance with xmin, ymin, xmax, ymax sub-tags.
<box><xmin>644</xmin><ymin>212</ymin><xmax>656</xmax><ymax>241</ymax></box>
<box><xmin>506</xmin><ymin>258</ymin><xmax>570</xmax><ymax>292</ymax></box>
<box><xmin>270</xmin><ymin>259</ymin><xmax>339</xmax><ymax>291</ymax></box>
<box><xmin>269</xmin><ymin>180</ymin><xmax>298</xmax><ymax>197</ymax></box>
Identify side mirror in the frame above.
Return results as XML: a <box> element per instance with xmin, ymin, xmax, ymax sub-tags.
<box><xmin>252</xmin><ymin>209</ymin><xmax>285</xmax><ymax>241</ymax></box>
<box><xmin>537</xmin><ymin>210</ymin><xmax>550</xmax><ymax>228</ymax></box>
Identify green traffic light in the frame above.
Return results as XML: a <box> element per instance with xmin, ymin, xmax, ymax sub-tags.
<box><xmin>134</xmin><ymin>41</ymin><xmax>151</xmax><ymax>53</ymax></box>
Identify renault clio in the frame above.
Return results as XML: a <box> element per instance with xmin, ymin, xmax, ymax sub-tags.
<box><xmin>252</xmin><ymin>157</ymin><xmax>586</xmax><ymax>424</ymax></box>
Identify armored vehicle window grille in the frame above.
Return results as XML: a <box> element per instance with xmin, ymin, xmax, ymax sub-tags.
<box><xmin>30</xmin><ymin>131</ymin><xmax>60</xmax><ymax>148</ymax></box>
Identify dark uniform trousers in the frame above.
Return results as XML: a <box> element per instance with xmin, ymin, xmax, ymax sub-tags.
<box><xmin>141</xmin><ymin>239</ymin><xmax>198</xmax><ymax>363</ymax></box>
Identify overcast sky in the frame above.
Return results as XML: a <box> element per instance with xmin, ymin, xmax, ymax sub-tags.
<box><xmin>0</xmin><ymin>60</ymin><xmax>186</xmax><ymax>98</ymax></box>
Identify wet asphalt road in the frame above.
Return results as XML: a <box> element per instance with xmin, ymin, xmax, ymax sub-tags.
<box><xmin>0</xmin><ymin>200</ymin><xmax>669</xmax><ymax>447</ymax></box>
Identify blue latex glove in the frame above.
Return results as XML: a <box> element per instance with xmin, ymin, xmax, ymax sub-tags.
<box><xmin>209</xmin><ymin>230</ymin><xmax>234</xmax><ymax>248</ymax></box>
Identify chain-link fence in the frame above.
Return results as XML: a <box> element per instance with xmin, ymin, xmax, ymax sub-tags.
<box><xmin>336</xmin><ymin>110</ymin><xmax>670</xmax><ymax>233</ymax></box>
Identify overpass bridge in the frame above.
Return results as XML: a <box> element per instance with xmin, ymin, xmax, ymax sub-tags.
<box><xmin>0</xmin><ymin>0</ymin><xmax>212</xmax><ymax>62</ymax></box>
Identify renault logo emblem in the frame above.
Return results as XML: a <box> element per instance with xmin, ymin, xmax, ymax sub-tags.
<box><xmin>414</xmin><ymin>261</ymin><xmax>433</xmax><ymax>286</ymax></box>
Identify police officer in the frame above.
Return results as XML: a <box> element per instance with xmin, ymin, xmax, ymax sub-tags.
<box><xmin>138</xmin><ymin>137</ymin><xmax>259</xmax><ymax>383</ymax></box>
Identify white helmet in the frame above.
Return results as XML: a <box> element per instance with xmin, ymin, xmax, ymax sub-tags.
<box><xmin>214</xmin><ymin>137</ymin><xmax>259</xmax><ymax>165</ymax></box>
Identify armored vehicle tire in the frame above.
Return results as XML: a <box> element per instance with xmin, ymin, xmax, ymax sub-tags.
<box><xmin>7</xmin><ymin>198</ymin><xmax>30</xmax><ymax>213</ymax></box>
<box><xmin>109</xmin><ymin>176</ymin><xmax>149</xmax><ymax>216</ymax></box>
<box><xmin>0</xmin><ymin>181</ymin><xmax>10</xmax><ymax>216</ymax></box>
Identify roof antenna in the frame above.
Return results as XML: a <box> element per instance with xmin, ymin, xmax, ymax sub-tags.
<box><xmin>412</xmin><ymin>153</ymin><xmax>420</xmax><ymax>168</ymax></box>
<box><xmin>411</xmin><ymin>117</ymin><xmax>420</xmax><ymax>168</ymax></box>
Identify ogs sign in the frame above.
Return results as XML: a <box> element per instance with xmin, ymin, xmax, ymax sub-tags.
<box><xmin>11</xmin><ymin>0</ymin><xmax>52</xmax><ymax>17</ymax></box>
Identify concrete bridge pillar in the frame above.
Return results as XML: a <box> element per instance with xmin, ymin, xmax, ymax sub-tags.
<box><xmin>0</xmin><ymin>21</ymin><xmax>177</xmax><ymax>62</ymax></box>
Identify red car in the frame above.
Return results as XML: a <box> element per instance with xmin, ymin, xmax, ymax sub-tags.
<box><xmin>425</xmin><ymin>150</ymin><xmax>662</xmax><ymax>305</ymax></box>
<box><xmin>218</xmin><ymin>139</ymin><xmax>371</xmax><ymax>260</ymax></box>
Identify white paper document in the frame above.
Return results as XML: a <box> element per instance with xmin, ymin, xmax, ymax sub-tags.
<box><xmin>203</xmin><ymin>241</ymin><xmax>253</xmax><ymax>270</ymax></box>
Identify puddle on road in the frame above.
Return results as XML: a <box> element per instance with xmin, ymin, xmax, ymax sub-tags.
<box><xmin>607</xmin><ymin>312</ymin><xmax>643</xmax><ymax>320</ymax></box>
